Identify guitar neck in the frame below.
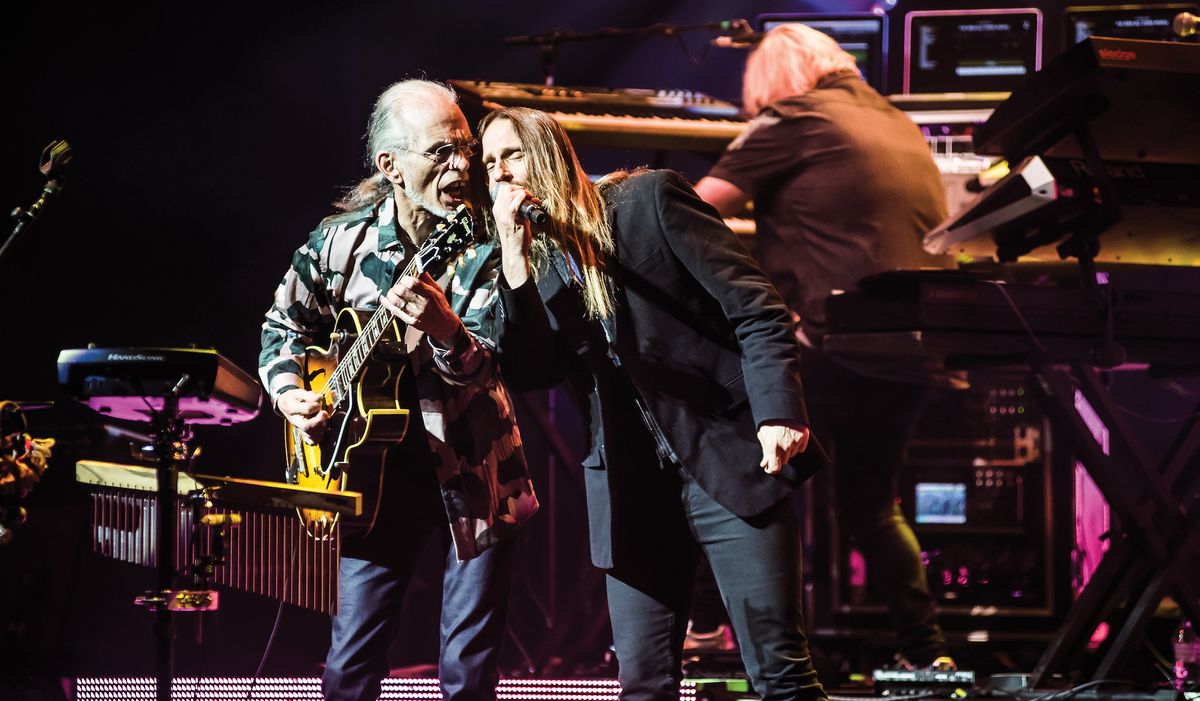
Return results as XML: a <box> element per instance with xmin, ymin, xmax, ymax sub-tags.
<box><xmin>325</xmin><ymin>255</ymin><xmax>423</xmax><ymax>406</ymax></box>
<box><xmin>319</xmin><ymin>203</ymin><xmax>473</xmax><ymax>408</ymax></box>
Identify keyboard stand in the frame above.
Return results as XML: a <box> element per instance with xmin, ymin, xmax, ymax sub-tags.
<box><xmin>821</xmin><ymin>322</ymin><xmax>1200</xmax><ymax>682</ymax></box>
<box><xmin>1029</xmin><ymin>362</ymin><xmax>1200</xmax><ymax>686</ymax></box>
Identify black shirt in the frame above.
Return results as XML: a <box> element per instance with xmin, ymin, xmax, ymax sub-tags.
<box><xmin>709</xmin><ymin>71</ymin><xmax>949</xmax><ymax>338</ymax></box>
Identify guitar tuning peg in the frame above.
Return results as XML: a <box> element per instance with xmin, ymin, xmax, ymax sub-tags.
<box><xmin>465</xmin><ymin>247</ymin><xmax>477</xmax><ymax>260</ymax></box>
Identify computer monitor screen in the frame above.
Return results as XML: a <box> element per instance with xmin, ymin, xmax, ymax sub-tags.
<box><xmin>1064</xmin><ymin>3</ymin><xmax>1199</xmax><ymax>47</ymax></box>
<box><xmin>904</xmin><ymin>9</ymin><xmax>1043</xmax><ymax>93</ymax></box>
<box><xmin>915</xmin><ymin>482</ymin><xmax>968</xmax><ymax>524</ymax></box>
<box><xmin>758</xmin><ymin>13</ymin><xmax>887</xmax><ymax>92</ymax></box>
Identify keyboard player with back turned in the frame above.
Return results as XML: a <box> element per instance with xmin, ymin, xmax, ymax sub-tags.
<box><xmin>695</xmin><ymin>23</ymin><xmax>956</xmax><ymax>671</ymax></box>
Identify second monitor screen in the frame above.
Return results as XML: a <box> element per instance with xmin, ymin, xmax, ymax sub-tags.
<box><xmin>904</xmin><ymin>9</ymin><xmax>1043</xmax><ymax>94</ymax></box>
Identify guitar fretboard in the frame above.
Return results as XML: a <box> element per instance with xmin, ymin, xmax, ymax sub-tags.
<box><xmin>322</xmin><ymin>205</ymin><xmax>471</xmax><ymax>408</ymax></box>
<box><xmin>324</xmin><ymin>259</ymin><xmax>419</xmax><ymax>407</ymax></box>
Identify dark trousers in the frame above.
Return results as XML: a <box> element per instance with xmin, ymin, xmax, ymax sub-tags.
<box><xmin>801</xmin><ymin>349</ymin><xmax>948</xmax><ymax>666</ymax></box>
<box><xmin>605</xmin><ymin>466</ymin><xmax>826</xmax><ymax>701</ymax></box>
<box><xmin>322</xmin><ymin>451</ymin><xmax>515</xmax><ymax>701</ymax></box>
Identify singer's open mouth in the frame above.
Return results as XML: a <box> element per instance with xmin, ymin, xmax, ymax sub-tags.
<box><xmin>442</xmin><ymin>181</ymin><xmax>466</xmax><ymax>204</ymax></box>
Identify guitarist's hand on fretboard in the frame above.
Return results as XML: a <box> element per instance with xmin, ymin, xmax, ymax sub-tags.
<box><xmin>278</xmin><ymin>388</ymin><xmax>332</xmax><ymax>445</ymax></box>
<box><xmin>277</xmin><ymin>205</ymin><xmax>475</xmax><ymax>532</ymax></box>
<box><xmin>381</xmin><ymin>272</ymin><xmax>464</xmax><ymax>346</ymax></box>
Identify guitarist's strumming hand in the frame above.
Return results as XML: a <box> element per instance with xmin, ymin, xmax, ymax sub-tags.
<box><xmin>381</xmin><ymin>272</ymin><xmax>463</xmax><ymax>346</ymax></box>
<box><xmin>278</xmin><ymin>389</ymin><xmax>331</xmax><ymax>445</ymax></box>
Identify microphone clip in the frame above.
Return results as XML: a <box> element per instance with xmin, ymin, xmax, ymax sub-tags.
<box><xmin>711</xmin><ymin>19</ymin><xmax>762</xmax><ymax>48</ymax></box>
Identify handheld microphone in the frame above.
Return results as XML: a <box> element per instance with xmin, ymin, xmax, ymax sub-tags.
<box><xmin>518</xmin><ymin>200</ymin><xmax>548</xmax><ymax>225</ymax></box>
<box><xmin>490</xmin><ymin>185</ymin><xmax>548</xmax><ymax>225</ymax></box>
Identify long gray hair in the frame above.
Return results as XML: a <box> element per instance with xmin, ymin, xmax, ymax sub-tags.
<box><xmin>337</xmin><ymin>79</ymin><xmax>459</xmax><ymax>211</ymax></box>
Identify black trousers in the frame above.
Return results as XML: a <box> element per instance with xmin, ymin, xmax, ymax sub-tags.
<box><xmin>604</xmin><ymin>460</ymin><xmax>826</xmax><ymax>701</ymax></box>
<box><xmin>801</xmin><ymin>348</ymin><xmax>949</xmax><ymax>666</ymax></box>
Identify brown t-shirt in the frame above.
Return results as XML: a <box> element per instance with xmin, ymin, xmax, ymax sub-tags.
<box><xmin>709</xmin><ymin>71</ymin><xmax>949</xmax><ymax>338</ymax></box>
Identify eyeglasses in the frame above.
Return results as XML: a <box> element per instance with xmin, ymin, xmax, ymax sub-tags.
<box><xmin>401</xmin><ymin>139</ymin><xmax>478</xmax><ymax>165</ymax></box>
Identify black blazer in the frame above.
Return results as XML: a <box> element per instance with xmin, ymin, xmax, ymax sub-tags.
<box><xmin>498</xmin><ymin>170</ymin><xmax>827</xmax><ymax>567</ymax></box>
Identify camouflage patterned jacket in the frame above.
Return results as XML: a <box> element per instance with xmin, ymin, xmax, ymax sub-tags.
<box><xmin>258</xmin><ymin>194</ymin><xmax>538</xmax><ymax>560</ymax></box>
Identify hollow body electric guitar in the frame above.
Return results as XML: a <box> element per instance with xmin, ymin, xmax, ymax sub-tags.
<box><xmin>285</xmin><ymin>204</ymin><xmax>475</xmax><ymax>539</ymax></box>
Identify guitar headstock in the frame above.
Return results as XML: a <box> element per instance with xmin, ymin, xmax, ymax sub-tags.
<box><xmin>417</xmin><ymin>204</ymin><xmax>480</xmax><ymax>274</ymax></box>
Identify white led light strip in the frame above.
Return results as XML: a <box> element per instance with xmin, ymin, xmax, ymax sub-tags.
<box><xmin>73</xmin><ymin>678</ymin><xmax>702</xmax><ymax>700</ymax></box>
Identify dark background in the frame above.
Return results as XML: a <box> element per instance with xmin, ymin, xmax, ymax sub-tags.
<box><xmin>2</xmin><ymin>0</ymin><xmax>1197</xmax><ymax>694</ymax></box>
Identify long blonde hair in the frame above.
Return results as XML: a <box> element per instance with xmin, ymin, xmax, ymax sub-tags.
<box><xmin>479</xmin><ymin>107</ymin><xmax>616</xmax><ymax>319</ymax></box>
<box><xmin>742</xmin><ymin>23</ymin><xmax>859</xmax><ymax>116</ymax></box>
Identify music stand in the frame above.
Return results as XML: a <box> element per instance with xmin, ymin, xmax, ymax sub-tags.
<box><xmin>58</xmin><ymin>347</ymin><xmax>261</xmax><ymax>701</ymax></box>
<box><xmin>944</xmin><ymin>38</ymin><xmax>1200</xmax><ymax>686</ymax></box>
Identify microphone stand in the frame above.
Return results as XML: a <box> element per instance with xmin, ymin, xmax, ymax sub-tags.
<box><xmin>3</xmin><ymin>140</ymin><xmax>72</xmax><ymax>268</ymax></box>
<box><xmin>503</xmin><ymin>19</ymin><xmax>750</xmax><ymax>85</ymax></box>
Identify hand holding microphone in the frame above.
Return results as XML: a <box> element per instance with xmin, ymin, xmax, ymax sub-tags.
<box><xmin>490</xmin><ymin>182</ymin><xmax>544</xmax><ymax>288</ymax></box>
<box><xmin>490</xmin><ymin>183</ymin><xmax>547</xmax><ymax>225</ymax></box>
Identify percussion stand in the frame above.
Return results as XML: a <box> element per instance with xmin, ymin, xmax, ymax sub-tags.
<box><xmin>57</xmin><ymin>345</ymin><xmax>263</xmax><ymax>699</ymax></box>
<box><xmin>132</xmin><ymin>384</ymin><xmax>195</xmax><ymax>701</ymax></box>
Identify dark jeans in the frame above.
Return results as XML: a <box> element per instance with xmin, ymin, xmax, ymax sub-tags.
<box><xmin>606</xmin><ymin>466</ymin><xmax>826</xmax><ymax>701</ymax></box>
<box><xmin>801</xmin><ymin>348</ymin><xmax>949</xmax><ymax>666</ymax></box>
<box><xmin>322</xmin><ymin>449</ymin><xmax>515</xmax><ymax>701</ymax></box>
